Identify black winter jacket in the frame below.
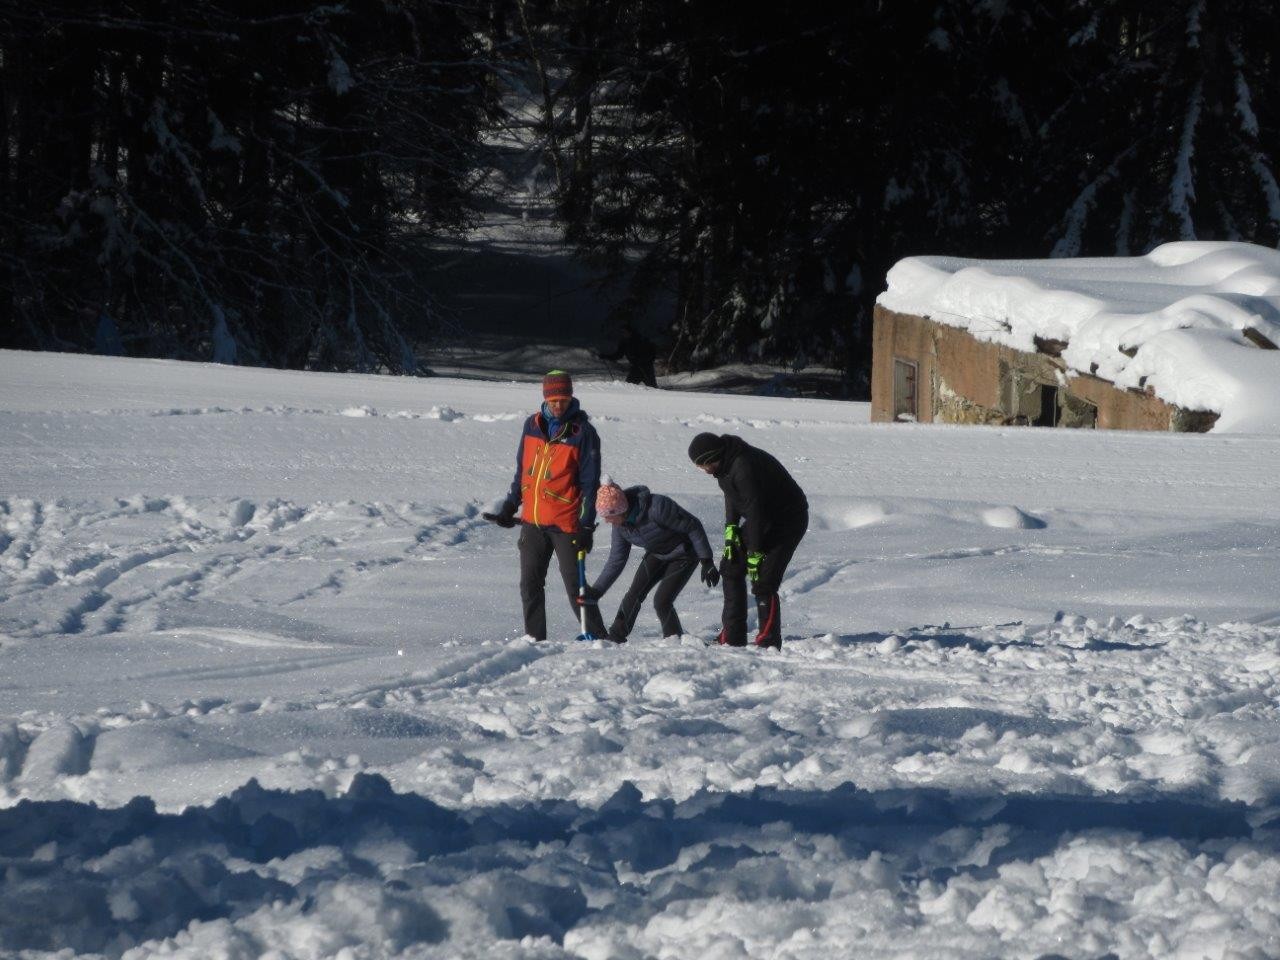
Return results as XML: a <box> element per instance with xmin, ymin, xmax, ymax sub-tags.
<box><xmin>592</xmin><ymin>486</ymin><xmax>713</xmax><ymax>595</ymax></box>
<box><xmin>712</xmin><ymin>435</ymin><xmax>808</xmax><ymax>553</ymax></box>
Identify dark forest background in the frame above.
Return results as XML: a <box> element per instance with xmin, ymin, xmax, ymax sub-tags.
<box><xmin>2</xmin><ymin>1</ymin><xmax>1278</xmax><ymax>394</ymax></box>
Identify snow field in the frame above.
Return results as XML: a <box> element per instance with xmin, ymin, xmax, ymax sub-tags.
<box><xmin>4</xmin><ymin>350</ymin><xmax>1280</xmax><ymax>958</ymax></box>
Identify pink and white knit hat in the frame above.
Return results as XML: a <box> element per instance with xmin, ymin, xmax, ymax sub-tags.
<box><xmin>596</xmin><ymin>480</ymin><xmax>628</xmax><ymax>518</ymax></box>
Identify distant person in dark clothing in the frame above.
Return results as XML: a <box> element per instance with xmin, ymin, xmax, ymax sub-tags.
<box><xmin>600</xmin><ymin>321</ymin><xmax>658</xmax><ymax>388</ymax></box>
<box><xmin>586</xmin><ymin>480</ymin><xmax>717</xmax><ymax>642</ymax></box>
<box><xmin>687</xmin><ymin>433</ymin><xmax>808</xmax><ymax>650</ymax></box>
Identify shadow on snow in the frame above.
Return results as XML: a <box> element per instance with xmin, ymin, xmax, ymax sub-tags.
<box><xmin>815</xmin><ymin>625</ymin><xmax>1164</xmax><ymax>654</ymax></box>
<box><xmin>0</xmin><ymin>773</ymin><xmax>1260</xmax><ymax>956</ymax></box>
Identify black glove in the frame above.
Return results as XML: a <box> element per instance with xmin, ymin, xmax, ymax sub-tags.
<box><xmin>700</xmin><ymin>558</ymin><xmax>720</xmax><ymax>588</ymax></box>
<box><xmin>482</xmin><ymin>503</ymin><xmax>518</xmax><ymax>528</ymax></box>
<box><xmin>575</xmin><ymin>527</ymin><xmax>595</xmax><ymax>554</ymax></box>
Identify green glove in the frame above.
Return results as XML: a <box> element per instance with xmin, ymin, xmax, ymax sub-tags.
<box><xmin>746</xmin><ymin>551</ymin><xmax>764</xmax><ymax>583</ymax></box>
<box><xmin>723</xmin><ymin>523</ymin><xmax>740</xmax><ymax>561</ymax></box>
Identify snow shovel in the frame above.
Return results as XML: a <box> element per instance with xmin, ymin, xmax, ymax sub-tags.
<box><xmin>575</xmin><ymin>549</ymin><xmax>597</xmax><ymax>641</ymax></box>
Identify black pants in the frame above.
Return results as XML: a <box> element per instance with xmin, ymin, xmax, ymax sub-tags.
<box><xmin>519</xmin><ymin>524</ymin><xmax>606</xmax><ymax>640</ymax></box>
<box><xmin>720</xmin><ymin>515</ymin><xmax>807</xmax><ymax>648</ymax></box>
<box><xmin>609</xmin><ymin>553</ymin><xmax>697</xmax><ymax>641</ymax></box>
<box><xmin>625</xmin><ymin>363</ymin><xmax>657</xmax><ymax>388</ymax></box>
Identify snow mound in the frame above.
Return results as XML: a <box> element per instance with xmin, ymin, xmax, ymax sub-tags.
<box><xmin>980</xmin><ymin>505</ymin><xmax>1045</xmax><ymax>530</ymax></box>
<box><xmin>842</xmin><ymin>501</ymin><xmax>888</xmax><ymax>528</ymax></box>
<box><xmin>812</xmin><ymin>497</ymin><xmax>1047</xmax><ymax>532</ymax></box>
<box><xmin>809</xmin><ymin>500</ymin><xmax>889</xmax><ymax>530</ymax></box>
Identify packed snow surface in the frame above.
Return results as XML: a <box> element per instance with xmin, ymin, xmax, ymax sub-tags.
<box><xmin>877</xmin><ymin>240</ymin><xmax>1280</xmax><ymax>432</ymax></box>
<box><xmin>4</xmin><ymin>349</ymin><xmax>1280</xmax><ymax>959</ymax></box>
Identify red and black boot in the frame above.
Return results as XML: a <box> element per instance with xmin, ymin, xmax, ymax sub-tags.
<box><xmin>753</xmin><ymin>594</ymin><xmax>782</xmax><ymax>650</ymax></box>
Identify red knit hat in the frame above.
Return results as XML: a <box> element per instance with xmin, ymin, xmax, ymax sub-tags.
<box><xmin>596</xmin><ymin>482</ymin><xmax>628</xmax><ymax>519</ymax></box>
<box><xmin>542</xmin><ymin>370</ymin><xmax>573</xmax><ymax>401</ymax></box>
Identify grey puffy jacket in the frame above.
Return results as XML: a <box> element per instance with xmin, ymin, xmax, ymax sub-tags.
<box><xmin>592</xmin><ymin>486</ymin><xmax>713</xmax><ymax>595</ymax></box>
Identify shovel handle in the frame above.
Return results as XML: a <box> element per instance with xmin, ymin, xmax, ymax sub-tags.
<box><xmin>576</xmin><ymin>550</ymin><xmax>594</xmax><ymax>639</ymax></box>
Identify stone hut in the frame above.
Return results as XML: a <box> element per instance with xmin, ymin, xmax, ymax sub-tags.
<box><xmin>871</xmin><ymin>306</ymin><xmax>1223</xmax><ymax>431</ymax></box>
<box><xmin>871</xmin><ymin>243</ymin><xmax>1280</xmax><ymax>433</ymax></box>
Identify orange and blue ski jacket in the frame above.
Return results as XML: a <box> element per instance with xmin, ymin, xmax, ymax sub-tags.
<box><xmin>502</xmin><ymin>400</ymin><xmax>601</xmax><ymax>533</ymax></box>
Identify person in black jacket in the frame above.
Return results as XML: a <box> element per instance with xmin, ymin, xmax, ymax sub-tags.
<box><xmin>687</xmin><ymin>433</ymin><xmax>809</xmax><ymax>649</ymax></box>
<box><xmin>584</xmin><ymin>480</ymin><xmax>718</xmax><ymax>642</ymax></box>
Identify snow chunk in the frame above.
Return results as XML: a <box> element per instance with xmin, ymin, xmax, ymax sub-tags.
<box><xmin>642</xmin><ymin>673</ymin><xmax>699</xmax><ymax>704</ymax></box>
<box><xmin>426</xmin><ymin>405</ymin><xmax>464</xmax><ymax>422</ymax></box>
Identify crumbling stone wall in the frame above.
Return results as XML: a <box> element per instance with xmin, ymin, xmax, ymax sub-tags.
<box><xmin>935</xmin><ymin>380</ymin><xmax>1003</xmax><ymax>425</ymax></box>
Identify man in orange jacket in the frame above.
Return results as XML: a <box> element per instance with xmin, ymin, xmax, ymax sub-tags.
<box><xmin>485</xmin><ymin>371</ymin><xmax>606</xmax><ymax>641</ymax></box>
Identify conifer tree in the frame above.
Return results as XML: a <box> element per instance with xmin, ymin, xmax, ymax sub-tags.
<box><xmin>1041</xmin><ymin>0</ymin><xmax>1280</xmax><ymax>255</ymax></box>
<box><xmin>0</xmin><ymin>0</ymin><xmax>497</xmax><ymax>371</ymax></box>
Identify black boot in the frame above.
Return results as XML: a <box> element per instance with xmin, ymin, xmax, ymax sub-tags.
<box><xmin>753</xmin><ymin>593</ymin><xmax>781</xmax><ymax>649</ymax></box>
<box><xmin>714</xmin><ymin>626</ymin><xmax>746</xmax><ymax>647</ymax></box>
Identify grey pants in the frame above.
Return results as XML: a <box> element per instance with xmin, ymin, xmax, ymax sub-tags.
<box><xmin>519</xmin><ymin>524</ymin><xmax>606</xmax><ymax>640</ymax></box>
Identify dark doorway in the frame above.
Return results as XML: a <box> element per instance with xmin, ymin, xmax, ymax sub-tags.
<box><xmin>1032</xmin><ymin>385</ymin><xmax>1058</xmax><ymax>427</ymax></box>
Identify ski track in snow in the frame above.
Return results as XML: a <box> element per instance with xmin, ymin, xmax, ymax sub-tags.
<box><xmin>6</xmin><ymin>352</ymin><xmax>1280</xmax><ymax>957</ymax></box>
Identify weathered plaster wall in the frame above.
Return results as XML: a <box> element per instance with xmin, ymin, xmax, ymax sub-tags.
<box><xmin>1065</xmin><ymin>373</ymin><xmax>1174</xmax><ymax>431</ymax></box>
<box><xmin>871</xmin><ymin>306</ymin><xmax>936</xmax><ymax>422</ymax></box>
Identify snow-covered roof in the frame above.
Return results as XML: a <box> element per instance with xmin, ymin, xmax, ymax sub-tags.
<box><xmin>877</xmin><ymin>241</ymin><xmax>1280</xmax><ymax>433</ymax></box>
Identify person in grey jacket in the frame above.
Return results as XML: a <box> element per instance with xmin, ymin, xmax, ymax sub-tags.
<box><xmin>584</xmin><ymin>480</ymin><xmax>718</xmax><ymax>643</ymax></box>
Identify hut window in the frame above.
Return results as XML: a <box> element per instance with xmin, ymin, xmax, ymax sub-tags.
<box><xmin>893</xmin><ymin>359</ymin><xmax>918</xmax><ymax>421</ymax></box>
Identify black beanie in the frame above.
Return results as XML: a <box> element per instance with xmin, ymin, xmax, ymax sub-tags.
<box><xmin>688</xmin><ymin>432</ymin><xmax>725</xmax><ymax>466</ymax></box>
